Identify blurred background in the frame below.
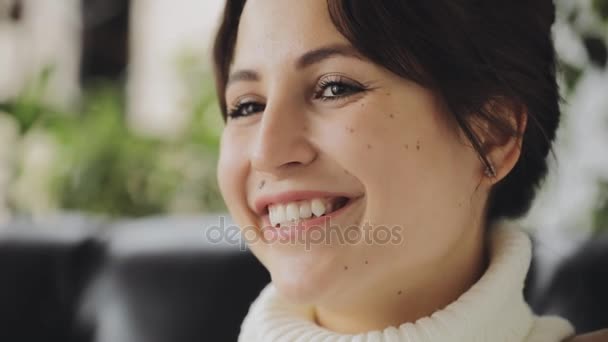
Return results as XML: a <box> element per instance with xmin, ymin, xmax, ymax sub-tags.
<box><xmin>0</xmin><ymin>0</ymin><xmax>606</xmax><ymax>230</ymax></box>
<box><xmin>0</xmin><ymin>0</ymin><xmax>226</xmax><ymax>220</ymax></box>
<box><xmin>0</xmin><ymin>0</ymin><xmax>607</xmax><ymax>341</ymax></box>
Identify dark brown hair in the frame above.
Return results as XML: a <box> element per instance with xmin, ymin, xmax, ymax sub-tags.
<box><xmin>213</xmin><ymin>0</ymin><xmax>560</xmax><ymax>226</ymax></box>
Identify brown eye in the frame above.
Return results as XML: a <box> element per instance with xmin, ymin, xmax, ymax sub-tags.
<box><xmin>323</xmin><ymin>84</ymin><xmax>349</xmax><ymax>97</ymax></box>
<box><xmin>314</xmin><ymin>75</ymin><xmax>366</xmax><ymax>101</ymax></box>
<box><xmin>227</xmin><ymin>101</ymin><xmax>265</xmax><ymax>119</ymax></box>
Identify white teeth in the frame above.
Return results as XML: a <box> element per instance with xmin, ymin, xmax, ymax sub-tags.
<box><xmin>268</xmin><ymin>197</ymin><xmax>333</xmax><ymax>227</ymax></box>
<box><xmin>311</xmin><ymin>198</ymin><xmax>326</xmax><ymax>217</ymax></box>
<box><xmin>286</xmin><ymin>203</ymin><xmax>300</xmax><ymax>222</ymax></box>
<box><xmin>299</xmin><ymin>201</ymin><xmax>312</xmax><ymax>219</ymax></box>
<box><xmin>273</xmin><ymin>205</ymin><xmax>286</xmax><ymax>227</ymax></box>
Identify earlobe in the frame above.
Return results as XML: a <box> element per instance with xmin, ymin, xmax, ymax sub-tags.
<box><xmin>483</xmin><ymin>161</ymin><xmax>497</xmax><ymax>179</ymax></box>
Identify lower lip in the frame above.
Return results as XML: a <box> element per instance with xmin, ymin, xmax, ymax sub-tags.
<box><xmin>260</xmin><ymin>197</ymin><xmax>360</xmax><ymax>240</ymax></box>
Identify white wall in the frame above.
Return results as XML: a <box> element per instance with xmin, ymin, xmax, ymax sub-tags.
<box><xmin>0</xmin><ymin>0</ymin><xmax>81</xmax><ymax>109</ymax></box>
<box><xmin>127</xmin><ymin>0</ymin><xmax>225</xmax><ymax>139</ymax></box>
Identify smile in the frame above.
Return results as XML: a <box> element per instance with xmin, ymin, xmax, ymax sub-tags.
<box><xmin>259</xmin><ymin>198</ymin><xmax>362</xmax><ymax>242</ymax></box>
<box><xmin>266</xmin><ymin>196</ymin><xmax>349</xmax><ymax>227</ymax></box>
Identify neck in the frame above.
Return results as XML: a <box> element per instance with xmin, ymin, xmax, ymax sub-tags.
<box><xmin>313</xmin><ymin>224</ymin><xmax>488</xmax><ymax>334</ymax></box>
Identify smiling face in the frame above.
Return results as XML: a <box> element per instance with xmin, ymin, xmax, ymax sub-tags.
<box><xmin>217</xmin><ymin>0</ymin><xmax>491</xmax><ymax>313</ymax></box>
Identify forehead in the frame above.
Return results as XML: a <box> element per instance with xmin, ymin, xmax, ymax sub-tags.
<box><xmin>232</xmin><ymin>0</ymin><xmax>350</xmax><ymax>69</ymax></box>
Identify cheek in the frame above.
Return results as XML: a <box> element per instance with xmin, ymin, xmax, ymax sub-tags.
<box><xmin>320</xmin><ymin>94</ymin><xmax>476</xmax><ymax>227</ymax></box>
<box><xmin>314</xmin><ymin>101</ymin><xmax>423</xmax><ymax>226</ymax></box>
<box><xmin>217</xmin><ymin>130</ymin><xmax>249</xmax><ymax>215</ymax></box>
<box><xmin>318</xmin><ymin>103</ymin><xmax>403</xmax><ymax>177</ymax></box>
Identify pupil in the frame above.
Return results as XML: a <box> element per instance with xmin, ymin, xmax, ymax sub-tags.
<box><xmin>331</xmin><ymin>84</ymin><xmax>343</xmax><ymax>95</ymax></box>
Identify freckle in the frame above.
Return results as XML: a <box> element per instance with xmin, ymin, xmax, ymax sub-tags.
<box><xmin>364</xmin><ymin>260</ymin><xmax>368</xmax><ymax>265</ymax></box>
<box><xmin>367</xmin><ymin>144</ymin><xmax>372</xmax><ymax>149</ymax></box>
<box><xmin>350</xmin><ymin>128</ymin><xmax>355</xmax><ymax>133</ymax></box>
<box><xmin>344</xmin><ymin>266</ymin><xmax>348</xmax><ymax>270</ymax></box>
<box><xmin>397</xmin><ymin>290</ymin><xmax>402</xmax><ymax>295</ymax></box>
<box><xmin>386</xmin><ymin>92</ymin><xmax>391</xmax><ymax>96</ymax></box>
<box><xmin>389</xmin><ymin>114</ymin><xmax>394</xmax><ymax>119</ymax></box>
<box><xmin>416</xmin><ymin>141</ymin><xmax>421</xmax><ymax>151</ymax></box>
<box><xmin>404</xmin><ymin>144</ymin><xmax>409</xmax><ymax>150</ymax></box>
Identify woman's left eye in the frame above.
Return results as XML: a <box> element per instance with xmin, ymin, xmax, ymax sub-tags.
<box><xmin>314</xmin><ymin>76</ymin><xmax>365</xmax><ymax>101</ymax></box>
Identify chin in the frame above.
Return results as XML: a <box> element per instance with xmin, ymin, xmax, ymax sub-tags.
<box><xmin>271</xmin><ymin>272</ymin><xmax>335</xmax><ymax>306</ymax></box>
<box><xmin>265</xmin><ymin>250</ymin><xmax>342</xmax><ymax>305</ymax></box>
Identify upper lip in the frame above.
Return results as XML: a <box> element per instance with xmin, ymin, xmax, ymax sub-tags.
<box><xmin>253</xmin><ymin>190</ymin><xmax>359</xmax><ymax>216</ymax></box>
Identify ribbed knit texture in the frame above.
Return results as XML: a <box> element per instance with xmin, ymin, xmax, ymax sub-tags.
<box><xmin>238</xmin><ymin>221</ymin><xmax>575</xmax><ymax>342</ymax></box>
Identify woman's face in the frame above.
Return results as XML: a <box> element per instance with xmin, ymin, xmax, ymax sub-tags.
<box><xmin>218</xmin><ymin>0</ymin><xmax>489</xmax><ymax>308</ymax></box>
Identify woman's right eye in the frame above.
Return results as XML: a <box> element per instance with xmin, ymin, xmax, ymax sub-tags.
<box><xmin>227</xmin><ymin>101</ymin><xmax>265</xmax><ymax>119</ymax></box>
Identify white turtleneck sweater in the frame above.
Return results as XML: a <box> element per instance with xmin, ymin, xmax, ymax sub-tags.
<box><xmin>238</xmin><ymin>222</ymin><xmax>576</xmax><ymax>342</ymax></box>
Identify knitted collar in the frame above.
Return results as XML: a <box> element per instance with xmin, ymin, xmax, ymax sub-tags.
<box><xmin>238</xmin><ymin>221</ymin><xmax>574</xmax><ymax>342</ymax></box>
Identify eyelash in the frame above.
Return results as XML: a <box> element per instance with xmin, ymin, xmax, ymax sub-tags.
<box><xmin>226</xmin><ymin>76</ymin><xmax>366</xmax><ymax>120</ymax></box>
<box><xmin>313</xmin><ymin>76</ymin><xmax>365</xmax><ymax>101</ymax></box>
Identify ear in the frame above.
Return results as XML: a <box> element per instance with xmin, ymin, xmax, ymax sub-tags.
<box><xmin>479</xmin><ymin>103</ymin><xmax>528</xmax><ymax>185</ymax></box>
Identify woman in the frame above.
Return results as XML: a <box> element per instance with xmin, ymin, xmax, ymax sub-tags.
<box><xmin>212</xmin><ymin>1</ymin><xmax>604</xmax><ymax>341</ymax></box>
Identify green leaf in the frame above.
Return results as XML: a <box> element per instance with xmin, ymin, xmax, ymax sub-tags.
<box><xmin>593</xmin><ymin>0</ymin><xmax>608</xmax><ymax>23</ymax></box>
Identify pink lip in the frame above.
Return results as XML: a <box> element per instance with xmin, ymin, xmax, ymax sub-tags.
<box><xmin>260</xmin><ymin>195</ymin><xmax>361</xmax><ymax>240</ymax></box>
<box><xmin>253</xmin><ymin>190</ymin><xmax>357</xmax><ymax>216</ymax></box>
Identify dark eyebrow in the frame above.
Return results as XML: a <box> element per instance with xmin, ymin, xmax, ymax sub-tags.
<box><xmin>227</xmin><ymin>69</ymin><xmax>259</xmax><ymax>86</ymax></box>
<box><xmin>226</xmin><ymin>44</ymin><xmax>362</xmax><ymax>87</ymax></box>
<box><xmin>296</xmin><ymin>43</ymin><xmax>363</xmax><ymax>69</ymax></box>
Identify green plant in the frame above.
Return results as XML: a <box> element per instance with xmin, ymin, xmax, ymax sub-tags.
<box><xmin>2</xmin><ymin>69</ymin><xmax>225</xmax><ymax>218</ymax></box>
<box><xmin>593</xmin><ymin>180</ymin><xmax>608</xmax><ymax>233</ymax></box>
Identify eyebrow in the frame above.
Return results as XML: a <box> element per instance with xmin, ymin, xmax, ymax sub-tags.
<box><xmin>227</xmin><ymin>69</ymin><xmax>259</xmax><ymax>86</ymax></box>
<box><xmin>296</xmin><ymin>43</ymin><xmax>362</xmax><ymax>69</ymax></box>
<box><xmin>226</xmin><ymin>43</ymin><xmax>362</xmax><ymax>87</ymax></box>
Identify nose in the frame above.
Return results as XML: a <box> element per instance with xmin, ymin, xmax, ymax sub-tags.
<box><xmin>250</xmin><ymin>97</ymin><xmax>316</xmax><ymax>177</ymax></box>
